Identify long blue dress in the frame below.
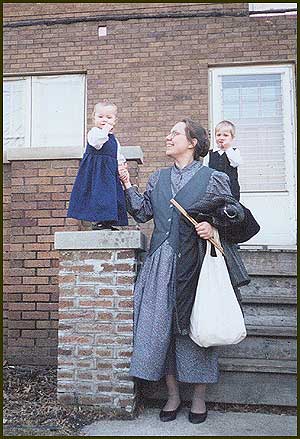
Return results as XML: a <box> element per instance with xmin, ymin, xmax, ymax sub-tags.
<box><xmin>125</xmin><ymin>161</ymin><xmax>232</xmax><ymax>383</ymax></box>
<box><xmin>67</xmin><ymin>134</ymin><xmax>128</xmax><ymax>225</ymax></box>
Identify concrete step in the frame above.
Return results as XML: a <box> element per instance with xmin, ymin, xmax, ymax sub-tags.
<box><xmin>246</xmin><ymin>325</ymin><xmax>296</xmax><ymax>337</ymax></box>
<box><xmin>238</xmin><ymin>249</ymin><xmax>296</xmax><ymax>276</ymax></box>
<box><xmin>242</xmin><ymin>275</ymin><xmax>296</xmax><ymax>294</ymax></box>
<box><xmin>242</xmin><ymin>295</ymin><xmax>296</xmax><ymax>305</ymax></box>
<box><xmin>243</xmin><ymin>303</ymin><xmax>296</xmax><ymax>327</ymax></box>
<box><xmin>142</xmin><ymin>368</ymin><xmax>297</xmax><ymax>406</ymax></box>
<box><xmin>218</xmin><ymin>358</ymin><xmax>297</xmax><ymax>374</ymax></box>
<box><xmin>218</xmin><ymin>336</ymin><xmax>296</xmax><ymax>362</ymax></box>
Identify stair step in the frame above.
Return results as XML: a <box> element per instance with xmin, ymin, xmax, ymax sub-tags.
<box><xmin>243</xmin><ymin>302</ymin><xmax>296</xmax><ymax>327</ymax></box>
<box><xmin>242</xmin><ymin>295</ymin><xmax>297</xmax><ymax>305</ymax></box>
<box><xmin>238</xmin><ymin>249</ymin><xmax>296</xmax><ymax>276</ymax></box>
<box><xmin>219</xmin><ymin>358</ymin><xmax>297</xmax><ymax>374</ymax></box>
<box><xmin>218</xmin><ymin>335</ymin><xmax>296</xmax><ymax>361</ymax></box>
<box><xmin>246</xmin><ymin>325</ymin><xmax>296</xmax><ymax>337</ymax></box>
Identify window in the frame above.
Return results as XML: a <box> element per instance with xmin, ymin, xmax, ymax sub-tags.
<box><xmin>3</xmin><ymin>74</ymin><xmax>86</xmax><ymax>151</ymax></box>
<box><xmin>249</xmin><ymin>3</ymin><xmax>297</xmax><ymax>15</ymax></box>
<box><xmin>209</xmin><ymin>65</ymin><xmax>295</xmax><ymax>192</ymax></box>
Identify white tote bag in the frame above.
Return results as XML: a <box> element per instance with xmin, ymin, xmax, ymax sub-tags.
<box><xmin>189</xmin><ymin>230</ymin><xmax>246</xmax><ymax>347</ymax></box>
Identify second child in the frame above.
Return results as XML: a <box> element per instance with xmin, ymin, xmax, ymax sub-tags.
<box><xmin>208</xmin><ymin>120</ymin><xmax>242</xmax><ymax>201</ymax></box>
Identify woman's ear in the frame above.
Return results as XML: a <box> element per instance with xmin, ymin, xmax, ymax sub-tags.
<box><xmin>191</xmin><ymin>138</ymin><xmax>198</xmax><ymax>148</ymax></box>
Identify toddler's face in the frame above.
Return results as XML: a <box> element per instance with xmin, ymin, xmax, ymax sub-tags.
<box><xmin>215</xmin><ymin>128</ymin><xmax>234</xmax><ymax>150</ymax></box>
<box><xmin>94</xmin><ymin>105</ymin><xmax>117</xmax><ymax>129</ymax></box>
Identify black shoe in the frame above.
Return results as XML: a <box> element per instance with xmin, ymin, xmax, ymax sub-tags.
<box><xmin>109</xmin><ymin>225</ymin><xmax>119</xmax><ymax>231</ymax></box>
<box><xmin>159</xmin><ymin>403</ymin><xmax>182</xmax><ymax>422</ymax></box>
<box><xmin>92</xmin><ymin>223</ymin><xmax>118</xmax><ymax>231</ymax></box>
<box><xmin>188</xmin><ymin>409</ymin><xmax>208</xmax><ymax>424</ymax></box>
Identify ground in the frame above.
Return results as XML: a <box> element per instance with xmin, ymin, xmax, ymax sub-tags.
<box><xmin>3</xmin><ymin>364</ymin><xmax>129</xmax><ymax>436</ymax></box>
<box><xmin>3</xmin><ymin>363</ymin><xmax>297</xmax><ymax>437</ymax></box>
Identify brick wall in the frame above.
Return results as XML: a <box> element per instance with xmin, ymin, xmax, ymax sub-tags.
<box><xmin>3</xmin><ymin>3</ymin><xmax>297</xmax><ymax>366</ymax></box>
<box><xmin>3</xmin><ymin>164</ymin><xmax>11</xmax><ymax>357</ymax></box>
<box><xmin>4</xmin><ymin>158</ymin><xmax>139</xmax><ymax>366</ymax></box>
<box><xmin>6</xmin><ymin>159</ymin><xmax>81</xmax><ymax>365</ymax></box>
<box><xmin>3</xmin><ymin>3</ymin><xmax>296</xmax><ymax>237</ymax></box>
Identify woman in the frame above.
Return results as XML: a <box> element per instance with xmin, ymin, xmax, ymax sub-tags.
<box><xmin>118</xmin><ymin>119</ymin><xmax>248</xmax><ymax>424</ymax></box>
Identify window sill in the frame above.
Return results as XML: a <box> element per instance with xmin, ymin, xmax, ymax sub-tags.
<box><xmin>4</xmin><ymin>146</ymin><xmax>143</xmax><ymax>164</ymax></box>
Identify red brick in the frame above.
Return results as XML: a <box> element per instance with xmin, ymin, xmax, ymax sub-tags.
<box><xmin>37</xmin><ymin>303</ymin><xmax>58</xmax><ymax>311</ymax></box>
<box><xmin>9</xmin><ymin>321</ymin><xmax>35</xmax><ymax>329</ymax></box>
<box><xmin>39</xmin><ymin>185</ymin><xmax>65</xmax><ymax>193</ymax></box>
<box><xmin>22</xmin><ymin>294</ymin><xmax>50</xmax><ymax>302</ymax></box>
<box><xmin>39</xmin><ymin>168</ymin><xmax>66</xmax><ymax>177</ymax></box>
<box><xmin>36</xmin><ymin>320</ymin><xmax>58</xmax><ymax>329</ymax></box>
<box><xmin>9</xmin><ymin>303</ymin><xmax>36</xmax><ymax>311</ymax></box>
<box><xmin>23</xmin><ymin>277</ymin><xmax>49</xmax><ymax>285</ymax></box>
<box><xmin>22</xmin><ymin>330</ymin><xmax>48</xmax><ymax>338</ymax></box>
<box><xmin>24</xmin><ymin>243</ymin><xmax>51</xmax><ymax>251</ymax></box>
<box><xmin>24</xmin><ymin>259</ymin><xmax>51</xmax><ymax>268</ymax></box>
<box><xmin>79</xmin><ymin>299</ymin><xmax>113</xmax><ymax>308</ymax></box>
<box><xmin>36</xmin><ymin>268</ymin><xmax>58</xmax><ymax>276</ymax></box>
<box><xmin>10</xmin><ymin>268</ymin><xmax>35</xmax><ymax>276</ymax></box>
<box><xmin>22</xmin><ymin>311</ymin><xmax>49</xmax><ymax>319</ymax></box>
<box><xmin>38</xmin><ymin>218</ymin><xmax>65</xmax><ymax>226</ymax></box>
<box><xmin>37</xmin><ymin>250</ymin><xmax>59</xmax><ymax>259</ymax></box>
<box><xmin>24</xmin><ymin>226</ymin><xmax>51</xmax><ymax>235</ymax></box>
<box><xmin>24</xmin><ymin>177</ymin><xmax>52</xmax><ymax>185</ymax></box>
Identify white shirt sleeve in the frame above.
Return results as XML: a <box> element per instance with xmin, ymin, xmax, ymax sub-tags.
<box><xmin>225</xmin><ymin>147</ymin><xmax>243</xmax><ymax>168</ymax></box>
<box><xmin>116</xmin><ymin>138</ymin><xmax>126</xmax><ymax>164</ymax></box>
<box><xmin>87</xmin><ymin>127</ymin><xmax>109</xmax><ymax>150</ymax></box>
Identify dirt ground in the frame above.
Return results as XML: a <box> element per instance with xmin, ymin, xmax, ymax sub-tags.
<box><xmin>3</xmin><ymin>364</ymin><xmax>129</xmax><ymax>436</ymax></box>
<box><xmin>3</xmin><ymin>363</ymin><xmax>297</xmax><ymax>437</ymax></box>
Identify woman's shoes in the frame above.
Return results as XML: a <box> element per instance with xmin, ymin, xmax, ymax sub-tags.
<box><xmin>159</xmin><ymin>403</ymin><xmax>182</xmax><ymax>422</ymax></box>
<box><xmin>188</xmin><ymin>409</ymin><xmax>208</xmax><ymax>424</ymax></box>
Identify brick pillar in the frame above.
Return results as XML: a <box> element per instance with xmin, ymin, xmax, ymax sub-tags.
<box><xmin>55</xmin><ymin>230</ymin><xmax>146</xmax><ymax>414</ymax></box>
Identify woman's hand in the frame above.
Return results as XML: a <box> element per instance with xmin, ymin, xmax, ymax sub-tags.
<box><xmin>118</xmin><ymin>163</ymin><xmax>132</xmax><ymax>189</ymax></box>
<box><xmin>195</xmin><ymin>221</ymin><xmax>214</xmax><ymax>239</ymax></box>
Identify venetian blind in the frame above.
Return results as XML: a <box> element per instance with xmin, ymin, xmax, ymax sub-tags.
<box><xmin>221</xmin><ymin>73</ymin><xmax>286</xmax><ymax>192</ymax></box>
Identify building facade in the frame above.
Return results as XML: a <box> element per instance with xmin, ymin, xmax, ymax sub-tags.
<box><xmin>3</xmin><ymin>3</ymin><xmax>297</xmax><ymax>367</ymax></box>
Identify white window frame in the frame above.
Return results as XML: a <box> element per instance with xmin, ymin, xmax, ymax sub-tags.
<box><xmin>249</xmin><ymin>3</ymin><xmax>297</xmax><ymax>16</ymax></box>
<box><xmin>208</xmin><ymin>64</ymin><xmax>296</xmax><ymax>194</ymax></box>
<box><xmin>3</xmin><ymin>73</ymin><xmax>86</xmax><ymax>162</ymax></box>
<box><xmin>208</xmin><ymin>63</ymin><xmax>296</xmax><ymax>248</ymax></box>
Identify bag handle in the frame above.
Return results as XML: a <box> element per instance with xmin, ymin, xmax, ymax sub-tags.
<box><xmin>170</xmin><ymin>198</ymin><xmax>224</xmax><ymax>255</ymax></box>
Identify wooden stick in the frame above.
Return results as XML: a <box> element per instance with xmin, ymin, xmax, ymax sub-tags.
<box><xmin>170</xmin><ymin>198</ymin><xmax>225</xmax><ymax>255</ymax></box>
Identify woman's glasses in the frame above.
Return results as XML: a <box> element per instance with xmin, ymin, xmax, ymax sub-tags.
<box><xmin>167</xmin><ymin>131</ymin><xmax>184</xmax><ymax>139</ymax></box>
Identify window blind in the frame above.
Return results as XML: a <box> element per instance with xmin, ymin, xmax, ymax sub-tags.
<box><xmin>221</xmin><ymin>73</ymin><xmax>286</xmax><ymax>191</ymax></box>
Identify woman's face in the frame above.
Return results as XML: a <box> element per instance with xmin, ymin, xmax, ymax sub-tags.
<box><xmin>165</xmin><ymin>122</ymin><xmax>194</xmax><ymax>159</ymax></box>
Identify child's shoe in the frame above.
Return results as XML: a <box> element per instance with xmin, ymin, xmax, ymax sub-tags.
<box><xmin>92</xmin><ymin>223</ymin><xmax>119</xmax><ymax>231</ymax></box>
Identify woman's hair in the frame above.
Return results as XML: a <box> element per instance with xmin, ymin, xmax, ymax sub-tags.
<box><xmin>215</xmin><ymin>120</ymin><xmax>235</xmax><ymax>137</ymax></box>
<box><xmin>182</xmin><ymin>118</ymin><xmax>210</xmax><ymax>159</ymax></box>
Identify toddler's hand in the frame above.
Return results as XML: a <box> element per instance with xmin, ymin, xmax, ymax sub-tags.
<box><xmin>100</xmin><ymin>122</ymin><xmax>114</xmax><ymax>134</ymax></box>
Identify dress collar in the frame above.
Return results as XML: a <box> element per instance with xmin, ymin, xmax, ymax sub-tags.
<box><xmin>173</xmin><ymin>160</ymin><xmax>201</xmax><ymax>174</ymax></box>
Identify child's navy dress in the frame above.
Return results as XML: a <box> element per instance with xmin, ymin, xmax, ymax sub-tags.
<box><xmin>67</xmin><ymin>134</ymin><xmax>128</xmax><ymax>225</ymax></box>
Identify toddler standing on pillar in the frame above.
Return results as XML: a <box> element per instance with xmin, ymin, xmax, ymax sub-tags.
<box><xmin>67</xmin><ymin>100</ymin><xmax>128</xmax><ymax>230</ymax></box>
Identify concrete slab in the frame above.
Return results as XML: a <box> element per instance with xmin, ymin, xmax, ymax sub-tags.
<box><xmin>80</xmin><ymin>408</ymin><xmax>297</xmax><ymax>437</ymax></box>
<box><xmin>54</xmin><ymin>230</ymin><xmax>147</xmax><ymax>251</ymax></box>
